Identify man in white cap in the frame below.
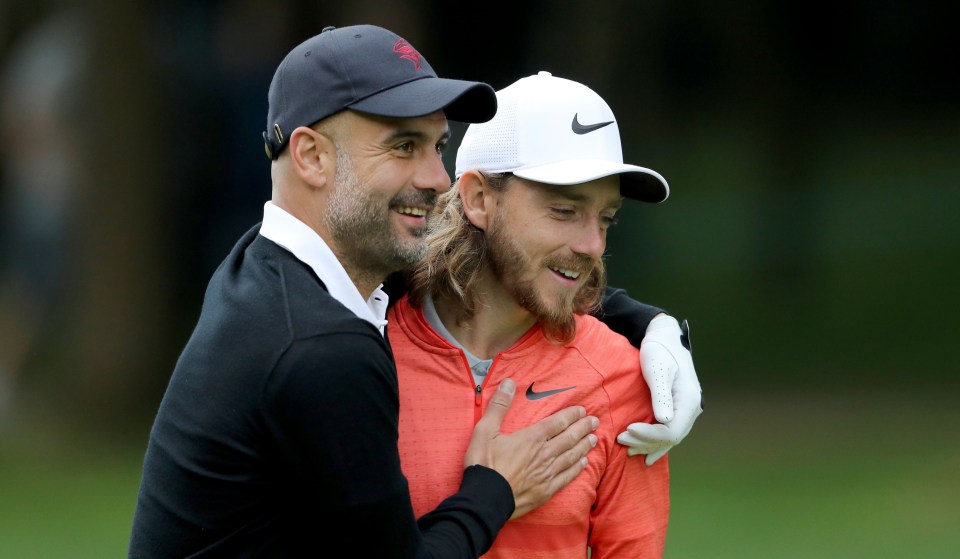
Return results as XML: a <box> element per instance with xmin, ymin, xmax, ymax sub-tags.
<box><xmin>390</xmin><ymin>71</ymin><xmax>690</xmax><ymax>557</ymax></box>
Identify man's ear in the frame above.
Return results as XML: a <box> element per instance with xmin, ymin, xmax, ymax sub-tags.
<box><xmin>458</xmin><ymin>170</ymin><xmax>493</xmax><ymax>231</ymax></box>
<box><xmin>289</xmin><ymin>126</ymin><xmax>335</xmax><ymax>189</ymax></box>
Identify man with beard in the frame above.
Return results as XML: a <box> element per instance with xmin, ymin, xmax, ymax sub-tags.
<box><xmin>129</xmin><ymin>28</ymin><xmax>602</xmax><ymax>558</ymax></box>
<box><xmin>390</xmin><ymin>72</ymin><xmax>676</xmax><ymax>558</ymax></box>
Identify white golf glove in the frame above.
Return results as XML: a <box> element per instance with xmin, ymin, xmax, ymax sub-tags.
<box><xmin>617</xmin><ymin>314</ymin><xmax>703</xmax><ymax>466</ymax></box>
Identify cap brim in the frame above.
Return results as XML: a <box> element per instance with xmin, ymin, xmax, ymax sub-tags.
<box><xmin>349</xmin><ymin>77</ymin><xmax>497</xmax><ymax>123</ymax></box>
<box><xmin>512</xmin><ymin>160</ymin><xmax>669</xmax><ymax>203</ymax></box>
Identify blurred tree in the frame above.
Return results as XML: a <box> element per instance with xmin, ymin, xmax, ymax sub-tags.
<box><xmin>0</xmin><ymin>0</ymin><xmax>956</xmax><ymax>438</ymax></box>
<box><xmin>59</xmin><ymin>0</ymin><xmax>170</xmax><ymax>431</ymax></box>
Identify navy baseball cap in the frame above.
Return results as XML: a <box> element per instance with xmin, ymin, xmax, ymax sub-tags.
<box><xmin>263</xmin><ymin>25</ymin><xmax>498</xmax><ymax>159</ymax></box>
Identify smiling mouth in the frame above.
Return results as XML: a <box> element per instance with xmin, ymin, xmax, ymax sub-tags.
<box><xmin>549</xmin><ymin>266</ymin><xmax>581</xmax><ymax>280</ymax></box>
<box><xmin>395</xmin><ymin>205</ymin><xmax>429</xmax><ymax>217</ymax></box>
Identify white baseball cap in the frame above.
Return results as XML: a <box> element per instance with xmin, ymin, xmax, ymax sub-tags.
<box><xmin>455</xmin><ymin>71</ymin><xmax>669</xmax><ymax>203</ymax></box>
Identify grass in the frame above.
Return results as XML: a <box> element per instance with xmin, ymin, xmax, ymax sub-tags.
<box><xmin>0</xmin><ymin>430</ymin><xmax>144</xmax><ymax>558</ymax></box>
<box><xmin>1</xmin><ymin>390</ymin><xmax>957</xmax><ymax>558</ymax></box>
<box><xmin>664</xmin><ymin>390</ymin><xmax>960</xmax><ymax>558</ymax></box>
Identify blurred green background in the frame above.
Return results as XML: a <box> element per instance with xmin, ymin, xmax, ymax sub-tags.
<box><xmin>1</xmin><ymin>1</ymin><xmax>957</xmax><ymax>557</ymax></box>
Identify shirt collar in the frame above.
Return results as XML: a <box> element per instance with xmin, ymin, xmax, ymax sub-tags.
<box><xmin>258</xmin><ymin>201</ymin><xmax>389</xmax><ymax>335</ymax></box>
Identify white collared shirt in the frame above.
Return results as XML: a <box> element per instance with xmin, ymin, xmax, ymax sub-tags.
<box><xmin>258</xmin><ymin>201</ymin><xmax>389</xmax><ymax>336</ymax></box>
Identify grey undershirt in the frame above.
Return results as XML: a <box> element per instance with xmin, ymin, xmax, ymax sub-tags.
<box><xmin>421</xmin><ymin>293</ymin><xmax>493</xmax><ymax>387</ymax></box>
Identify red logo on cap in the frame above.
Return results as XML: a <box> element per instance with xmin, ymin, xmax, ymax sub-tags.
<box><xmin>393</xmin><ymin>39</ymin><xmax>422</xmax><ymax>70</ymax></box>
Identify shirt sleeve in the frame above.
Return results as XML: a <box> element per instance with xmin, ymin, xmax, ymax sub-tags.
<box><xmin>588</xmin><ymin>453</ymin><xmax>670</xmax><ymax>558</ymax></box>
<box><xmin>262</xmin><ymin>329</ymin><xmax>512</xmax><ymax>558</ymax></box>
<box><xmin>587</xmin><ymin>347</ymin><xmax>670</xmax><ymax>558</ymax></box>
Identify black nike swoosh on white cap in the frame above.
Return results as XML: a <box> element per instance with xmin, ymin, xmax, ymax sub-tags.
<box><xmin>571</xmin><ymin>113</ymin><xmax>614</xmax><ymax>135</ymax></box>
<box><xmin>525</xmin><ymin>383</ymin><xmax>577</xmax><ymax>400</ymax></box>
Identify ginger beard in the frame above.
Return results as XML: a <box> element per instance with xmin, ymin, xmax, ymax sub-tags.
<box><xmin>485</xmin><ymin>209</ymin><xmax>606</xmax><ymax>343</ymax></box>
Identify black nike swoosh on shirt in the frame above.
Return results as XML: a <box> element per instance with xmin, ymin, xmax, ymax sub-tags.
<box><xmin>525</xmin><ymin>383</ymin><xmax>577</xmax><ymax>400</ymax></box>
<box><xmin>571</xmin><ymin>114</ymin><xmax>614</xmax><ymax>135</ymax></box>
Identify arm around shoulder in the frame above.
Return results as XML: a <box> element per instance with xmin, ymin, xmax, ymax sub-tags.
<box><xmin>594</xmin><ymin>286</ymin><xmax>665</xmax><ymax>348</ymax></box>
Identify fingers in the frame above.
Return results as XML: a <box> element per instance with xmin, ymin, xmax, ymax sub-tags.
<box><xmin>617</xmin><ymin>423</ymin><xmax>671</xmax><ymax>454</ymax></box>
<box><xmin>622</xmin><ymin>443</ymin><xmax>667</xmax><ymax>466</ymax></box>
<box><xmin>509</xmin><ymin>422</ymin><xmax>598</xmax><ymax>519</ymax></box>
<box><xmin>619</xmin><ymin>393</ymin><xmax>701</xmax><ymax>464</ymax></box>
<box><xmin>522</xmin><ymin>404</ymin><xmax>588</xmax><ymax>443</ymax></box>
<box><xmin>620</xmin><ymin>434</ymin><xmax>669</xmax><ymax>464</ymax></box>
<box><xmin>640</xmin><ymin>341</ymin><xmax>678</xmax><ymax>423</ymax></box>
<box><xmin>542</xmin><ymin>414</ymin><xmax>598</xmax><ymax>457</ymax></box>
<box><xmin>644</xmin><ymin>448</ymin><xmax>669</xmax><ymax>466</ymax></box>
<box><xmin>617</xmin><ymin>432</ymin><xmax>661</xmax><ymax>455</ymax></box>
<box><xmin>478</xmin><ymin>378</ymin><xmax>517</xmax><ymax>430</ymax></box>
<box><xmin>545</xmin><ymin>437</ymin><xmax>593</xmax><ymax>492</ymax></box>
<box><xmin>665</xmin><ymin>395</ymin><xmax>701</xmax><ymax>442</ymax></box>
<box><xmin>618</xmin><ymin>421</ymin><xmax>672</xmax><ymax>463</ymax></box>
<box><xmin>513</xmin><ymin>408</ymin><xmax>597</xmax><ymax>485</ymax></box>
<box><xmin>625</xmin><ymin>421</ymin><xmax>674</xmax><ymax>444</ymax></box>
<box><xmin>625</xmin><ymin>444</ymin><xmax>668</xmax><ymax>462</ymax></box>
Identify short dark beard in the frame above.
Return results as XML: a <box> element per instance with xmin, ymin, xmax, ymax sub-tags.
<box><xmin>325</xmin><ymin>148</ymin><xmax>436</xmax><ymax>278</ymax></box>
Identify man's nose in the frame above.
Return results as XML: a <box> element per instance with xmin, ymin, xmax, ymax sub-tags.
<box><xmin>570</xmin><ymin>220</ymin><xmax>606</xmax><ymax>259</ymax></box>
<box><xmin>413</xmin><ymin>152</ymin><xmax>452</xmax><ymax>193</ymax></box>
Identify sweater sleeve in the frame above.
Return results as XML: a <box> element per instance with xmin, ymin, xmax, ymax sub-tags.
<box><xmin>592</xmin><ymin>287</ymin><xmax>666</xmax><ymax>349</ymax></box>
<box><xmin>263</xmin><ymin>329</ymin><xmax>512</xmax><ymax>558</ymax></box>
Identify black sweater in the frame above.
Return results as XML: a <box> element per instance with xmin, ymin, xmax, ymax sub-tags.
<box><xmin>129</xmin><ymin>224</ymin><xmax>664</xmax><ymax>558</ymax></box>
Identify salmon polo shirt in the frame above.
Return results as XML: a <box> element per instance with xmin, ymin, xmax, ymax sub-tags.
<box><xmin>389</xmin><ymin>296</ymin><xmax>670</xmax><ymax>559</ymax></box>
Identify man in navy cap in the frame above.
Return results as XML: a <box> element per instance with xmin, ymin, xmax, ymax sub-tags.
<box><xmin>128</xmin><ymin>25</ymin><xmax>600</xmax><ymax>558</ymax></box>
